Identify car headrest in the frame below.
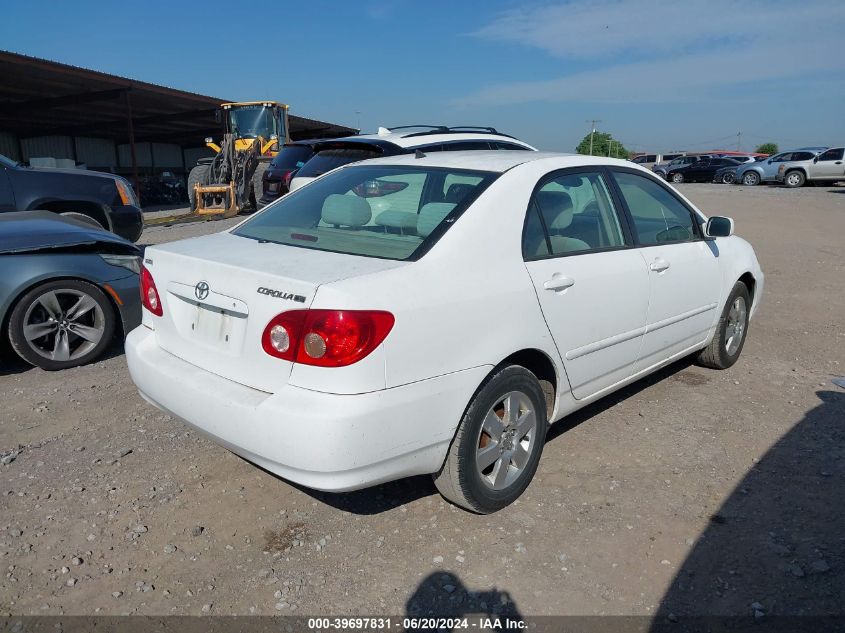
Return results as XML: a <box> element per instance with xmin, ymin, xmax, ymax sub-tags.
<box><xmin>444</xmin><ymin>183</ymin><xmax>475</xmax><ymax>203</ymax></box>
<box><xmin>375</xmin><ymin>210</ymin><xmax>418</xmax><ymax>232</ymax></box>
<box><xmin>417</xmin><ymin>202</ymin><xmax>456</xmax><ymax>238</ymax></box>
<box><xmin>536</xmin><ymin>190</ymin><xmax>574</xmax><ymax>230</ymax></box>
<box><xmin>321</xmin><ymin>194</ymin><xmax>372</xmax><ymax>227</ymax></box>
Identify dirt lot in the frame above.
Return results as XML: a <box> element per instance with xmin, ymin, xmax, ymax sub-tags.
<box><xmin>1</xmin><ymin>183</ymin><xmax>843</xmax><ymax>620</ymax></box>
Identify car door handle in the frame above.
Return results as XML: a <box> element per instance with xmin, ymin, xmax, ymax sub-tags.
<box><xmin>649</xmin><ymin>257</ymin><xmax>671</xmax><ymax>272</ymax></box>
<box><xmin>543</xmin><ymin>275</ymin><xmax>575</xmax><ymax>291</ymax></box>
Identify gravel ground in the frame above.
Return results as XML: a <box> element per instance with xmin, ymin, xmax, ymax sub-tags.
<box><xmin>1</xmin><ymin>183</ymin><xmax>843</xmax><ymax>619</ymax></box>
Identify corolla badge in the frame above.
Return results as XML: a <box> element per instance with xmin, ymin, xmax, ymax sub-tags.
<box><xmin>195</xmin><ymin>281</ymin><xmax>210</xmax><ymax>300</ymax></box>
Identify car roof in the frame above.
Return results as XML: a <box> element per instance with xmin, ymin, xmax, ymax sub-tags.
<box><xmin>325</xmin><ymin>129</ymin><xmax>537</xmax><ymax>151</ymax></box>
<box><xmin>349</xmin><ymin>150</ymin><xmax>641</xmax><ymax>173</ymax></box>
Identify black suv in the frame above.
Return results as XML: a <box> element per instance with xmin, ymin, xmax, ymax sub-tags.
<box><xmin>0</xmin><ymin>153</ymin><xmax>143</xmax><ymax>242</ymax></box>
<box><xmin>257</xmin><ymin>141</ymin><xmax>319</xmax><ymax>208</ymax></box>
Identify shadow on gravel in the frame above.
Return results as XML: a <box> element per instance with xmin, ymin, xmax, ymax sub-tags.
<box><xmin>0</xmin><ymin>338</ymin><xmax>126</xmax><ymax>377</ymax></box>
<box><xmin>652</xmin><ymin>389</ymin><xmax>845</xmax><ymax>627</ymax></box>
<box><xmin>547</xmin><ymin>357</ymin><xmax>695</xmax><ymax>443</ymax></box>
<box><xmin>405</xmin><ymin>571</ymin><xmax>523</xmax><ymax>630</ymax></box>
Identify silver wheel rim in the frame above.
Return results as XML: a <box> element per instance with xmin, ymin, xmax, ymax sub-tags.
<box><xmin>723</xmin><ymin>173</ymin><xmax>734</xmax><ymax>184</ymax></box>
<box><xmin>475</xmin><ymin>391</ymin><xmax>537</xmax><ymax>491</ymax></box>
<box><xmin>673</xmin><ymin>174</ymin><xmax>683</xmax><ymax>183</ymax></box>
<box><xmin>787</xmin><ymin>173</ymin><xmax>801</xmax><ymax>186</ymax></box>
<box><xmin>725</xmin><ymin>296</ymin><xmax>747</xmax><ymax>356</ymax></box>
<box><xmin>744</xmin><ymin>173</ymin><xmax>757</xmax><ymax>185</ymax></box>
<box><xmin>22</xmin><ymin>289</ymin><xmax>105</xmax><ymax>362</ymax></box>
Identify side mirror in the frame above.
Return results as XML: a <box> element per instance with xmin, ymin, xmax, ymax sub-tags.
<box><xmin>766</xmin><ymin>160</ymin><xmax>772</xmax><ymax>164</ymax></box>
<box><xmin>705</xmin><ymin>216</ymin><xmax>734</xmax><ymax>238</ymax></box>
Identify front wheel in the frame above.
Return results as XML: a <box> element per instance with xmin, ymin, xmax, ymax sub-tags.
<box><xmin>784</xmin><ymin>170</ymin><xmax>805</xmax><ymax>188</ymax></box>
<box><xmin>8</xmin><ymin>279</ymin><xmax>116</xmax><ymax>370</ymax></box>
<box><xmin>60</xmin><ymin>211</ymin><xmax>104</xmax><ymax>230</ymax></box>
<box><xmin>696</xmin><ymin>281</ymin><xmax>750</xmax><ymax>370</ymax></box>
<box><xmin>187</xmin><ymin>164</ymin><xmax>210</xmax><ymax>210</ymax></box>
<box><xmin>721</xmin><ymin>172</ymin><xmax>735</xmax><ymax>184</ymax></box>
<box><xmin>433</xmin><ymin>365</ymin><xmax>548</xmax><ymax>513</ymax></box>
<box><xmin>671</xmin><ymin>173</ymin><xmax>684</xmax><ymax>183</ymax></box>
<box><xmin>741</xmin><ymin>171</ymin><xmax>760</xmax><ymax>186</ymax></box>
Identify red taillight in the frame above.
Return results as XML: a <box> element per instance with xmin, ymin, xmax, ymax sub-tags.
<box><xmin>261</xmin><ymin>309</ymin><xmax>395</xmax><ymax>367</ymax></box>
<box><xmin>140</xmin><ymin>265</ymin><xmax>163</xmax><ymax>317</ymax></box>
<box><xmin>281</xmin><ymin>169</ymin><xmax>295</xmax><ymax>188</ymax></box>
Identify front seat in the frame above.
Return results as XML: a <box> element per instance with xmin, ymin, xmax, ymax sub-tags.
<box><xmin>535</xmin><ymin>190</ymin><xmax>590</xmax><ymax>254</ymax></box>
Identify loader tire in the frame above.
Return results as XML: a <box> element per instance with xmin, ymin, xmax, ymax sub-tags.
<box><xmin>250</xmin><ymin>162</ymin><xmax>269</xmax><ymax>211</ymax></box>
<box><xmin>187</xmin><ymin>164</ymin><xmax>210</xmax><ymax>211</ymax></box>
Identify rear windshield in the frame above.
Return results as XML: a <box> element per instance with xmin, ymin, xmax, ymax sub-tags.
<box><xmin>296</xmin><ymin>147</ymin><xmax>384</xmax><ymax>178</ymax></box>
<box><xmin>271</xmin><ymin>145</ymin><xmax>314</xmax><ymax>169</ymax></box>
<box><xmin>233</xmin><ymin>165</ymin><xmax>498</xmax><ymax>260</ymax></box>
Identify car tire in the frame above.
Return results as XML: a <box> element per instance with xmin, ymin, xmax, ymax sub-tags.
<box><xmin>671</xmin><ymin>173</ymin><xmax>684</xmax><ymax>183</ymax></box>
<box><xmin>741</xmin><ymin>172</ymin><xmax>760</xmax><ymax>186</ymax></box>
<box><xmin>784</xmin><ymin>170</ymin><xmax>805</xmax><ymax>188</ymax></box>
<box><xmin>187</xmin><ymin>164</ymin><xmax>210</xmax><ymax>210</ymax></box>
<box><xmin>433</xmin><ymin>365</ymin><xmax>548</xmax><ymax>514</ymax></box>
<box><xmin>59</xmin><ymin>211</ymin><xmax>104</xmax><ymax>230</ymax></box>
<box><xmin>250</xmin><ymin>162</ymin><xmax>269</xmax><ymax>212</ymax></box>
<box><xmin>721</xmin><ymin>172</ymin><xmax>735</xmax><ymax>184</ymax></box>
<box><xmin>695</xmin><ymin>281</ymin><xmax>751</xmax><ymax>370</ymax></box>
<box><xmin>8</xmin><ymin>279</ymin><xmax>116</xmax><ymax>371</ymax></box>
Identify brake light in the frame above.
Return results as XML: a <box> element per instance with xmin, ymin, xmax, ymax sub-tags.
<box><xmin>282</xmin><ymin>169</ymin><xmax>295</xmax><ymax>188</ymax></box>
<box><xmin>261</xmin><ymin>309</ymin><xmax>395</xmax><ymax>367</ymax></box>
<box><xmin>140</xmin><ymin>265</ymin><xmax>163</xmax><ymax>316</ymax></box>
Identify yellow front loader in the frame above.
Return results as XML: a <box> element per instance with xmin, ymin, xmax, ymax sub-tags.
<box><xmin>188</xmin><ymin>102</ymin><xmax>290</xmax><ymax>218</ymax></box>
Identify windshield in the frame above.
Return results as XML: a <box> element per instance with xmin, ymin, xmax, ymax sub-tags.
<box><xmin>233</xmin><ymin>165</ymin><xmax>498</xmax><ymax>260</ymax></box>
<box><xmin>0</xmin><ymin>153</ymin><xmax>19</xmax><ymax>168</ymax></box>
<box><xmin>227</xmin><ymin>105</ymin><xmax>278</xmax><ymax>140</ymax></box>
<box><xmin>296</xmin><ymin>147</ymin><xmax>384</xmax><ymax>178</ymax></box>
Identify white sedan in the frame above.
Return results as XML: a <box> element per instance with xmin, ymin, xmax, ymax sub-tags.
<box><xmin>126</xmin><ymin>151</ymin><xmax>763</xmax><ymax>513</ymax></box>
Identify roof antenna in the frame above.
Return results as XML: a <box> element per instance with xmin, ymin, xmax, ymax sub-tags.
<box><xmin>415</xmin><ymin>149</ymin><xmax>426</xmax><ymax>159</ymax></box>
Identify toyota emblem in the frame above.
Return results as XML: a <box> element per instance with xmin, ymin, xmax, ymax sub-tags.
<box><xmin>195</xmin><ymin>281</ymin><xmax>210</xmax><ymax>300</ymax></box>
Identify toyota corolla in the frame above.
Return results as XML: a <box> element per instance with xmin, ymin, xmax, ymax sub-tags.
<box><xmin>126</xmin><ymin>151</ymin><xmax>763</xmax><ymax>513</ymax></box>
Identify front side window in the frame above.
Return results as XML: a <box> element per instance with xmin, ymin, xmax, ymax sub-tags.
<box><xmin>234</xmin><ymin>165</ymin><xmax>497</xmax><ymax>260</ymax></box>
<box><xmin>613</xmin><ymin>171</ymin><xmax>699</xmax><ymax>245</ymax></box>
<box><xmin>522</xmin><ymin>171</ymin><xmax>626</xmax><ymax>259</ymax></box>
<box><xmin>792</xmin><ymin>151</ymin><xmax>815</xmax><ymax>161</ymax></box>
<box><xmin>818</xmin><ymin>148</ymin><xmax>844</xmax><ymax>161</ymax></box>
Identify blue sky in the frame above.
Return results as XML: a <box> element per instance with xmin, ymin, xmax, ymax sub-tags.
<box><xmin>2</xmin><ymin>0</ymin><xmax>844</xmax><ymax>153</ymax></box>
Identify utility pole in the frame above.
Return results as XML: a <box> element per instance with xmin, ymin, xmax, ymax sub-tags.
<box><xmin>737</xmin><ymin>131</ymin><xmax>742</xmax><ymax>151</ymax></box>
<box><xmin>586</xmin><ymin>119</ymin><xmax>602</xmax><ymax>155</ymax></box>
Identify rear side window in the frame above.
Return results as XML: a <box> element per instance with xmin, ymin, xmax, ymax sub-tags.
<box><xmin>791</xmin><ymin>151</ymin><xmax>815</xmax><ymax>161</ymax></box>
<box><xmin>271</xmin><ymin>145</ymin><xmax>314</xmax><ymax>169</ymax></box>
<box><xmin>234</xmin><ymin>165</ymin><xmax>497</xmax><ymax>260</ymax></box>
<box><xmin>613</xmin><ymin>171</ymin><xmax>699</xmax><ymax>246</ymax></box>
<box><xmin>523</xmin><ymin>171</ymin><xmax>626</xmax><ymax>259</ymax></box>
<box><xmin>818</xmin><ymin>148</ymin><xmax>844</xmax><ymax>161</ymax></box>
<box><xmin>296</xmin><ymin>147</ymin><xmax>384</xmax><ymax>178</ymax></box>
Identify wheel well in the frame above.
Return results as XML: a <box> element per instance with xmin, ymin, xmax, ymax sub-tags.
<box><xmin>738</xmin><ymin>272</ymin><xmax>756</xmax><ymax>303</ymax></box>
<box><xmin>35</xmin><ymin>201</ymin><xmax>110</xmax><ymax>230</ymax></box>
<box><xmin>500</xmin><ymin>349</ymin><xmax>558</xmax><ymax>418</ymax></box>
<box><xmin>785</xmin><ymin>167</ymin><xmax>806</xmax><ymax>175</ymax></box>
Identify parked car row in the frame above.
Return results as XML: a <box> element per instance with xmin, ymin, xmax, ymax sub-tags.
<box><xmin>645</xmin><ymin>146</ymin><xmax>844</xmax><ymax>188</ymax></box>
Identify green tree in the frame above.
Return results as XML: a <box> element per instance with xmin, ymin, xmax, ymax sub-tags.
<box><xmin>576</xmin><ymin>131</ymin><xmax>630</xmax><ymax>158</ymax></box>
<box><xmin>755</xmin><ymin>142</ymin><xmax>779</xmax><ymax>155</ymax></box>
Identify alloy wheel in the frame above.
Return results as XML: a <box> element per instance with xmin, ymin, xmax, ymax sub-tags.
<box><xmin>22</xmin><ymin>289</ymin><xmax>106</xmax><ymax>362</ymax></box>
<box><xmin>475</xmin><ymin>391</ymin><xmax>538</xmax><ymax>490</ymax></box>
<box><xmin>725</xmin><ymin>296</ymin><xmax>747</xmax><ymax>356</ymax></box>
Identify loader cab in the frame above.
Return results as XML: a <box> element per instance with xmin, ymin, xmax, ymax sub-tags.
<box><xmin>215</xmin><ymin>102</ymin><xmax>290</xmax><ymax>157</ymax></box>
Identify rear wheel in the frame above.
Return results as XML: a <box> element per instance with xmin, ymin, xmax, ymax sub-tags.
<box><xmin>187</xmin><ymin>164</ymin><xmax>210</xmax><ymax>210</ymax></box>
<box><xmin>671</xmin><ymin>173</ymin><xmax>684</xmax><ymax>183</ymax></box>
<box><xmin>434</xmin><ymin>365</ymin><xmax>548</xmax><ymax>513</ymax></box>
<box><xmin>741</xmin><ymin>171</ymin><xmax>761</xmax><ymax>186</ymax></box>
<box><xmin>784</xmin><ymin>170</ymin><xmax>805</xmax><ymax>188</ymax></box>
<box><xmin>8</xmin><ymin>279</ymin><xmax>116</xmax><ymax>371</ymax></box>
<box><xmin>696</xmin><ymin>281</ymin><xmax>750</xmax><ymax>370</ymax></box>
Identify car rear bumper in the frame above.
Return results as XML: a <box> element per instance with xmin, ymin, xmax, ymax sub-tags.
<box><xmin>108</xmin><ymin>205</ymin><xmax>144</xmax><ymax>242</ymax></box>
<box><xmin>125</xmin><ymin>326</ymin><xmax>489</xmax><ymax>492</ymax></box>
